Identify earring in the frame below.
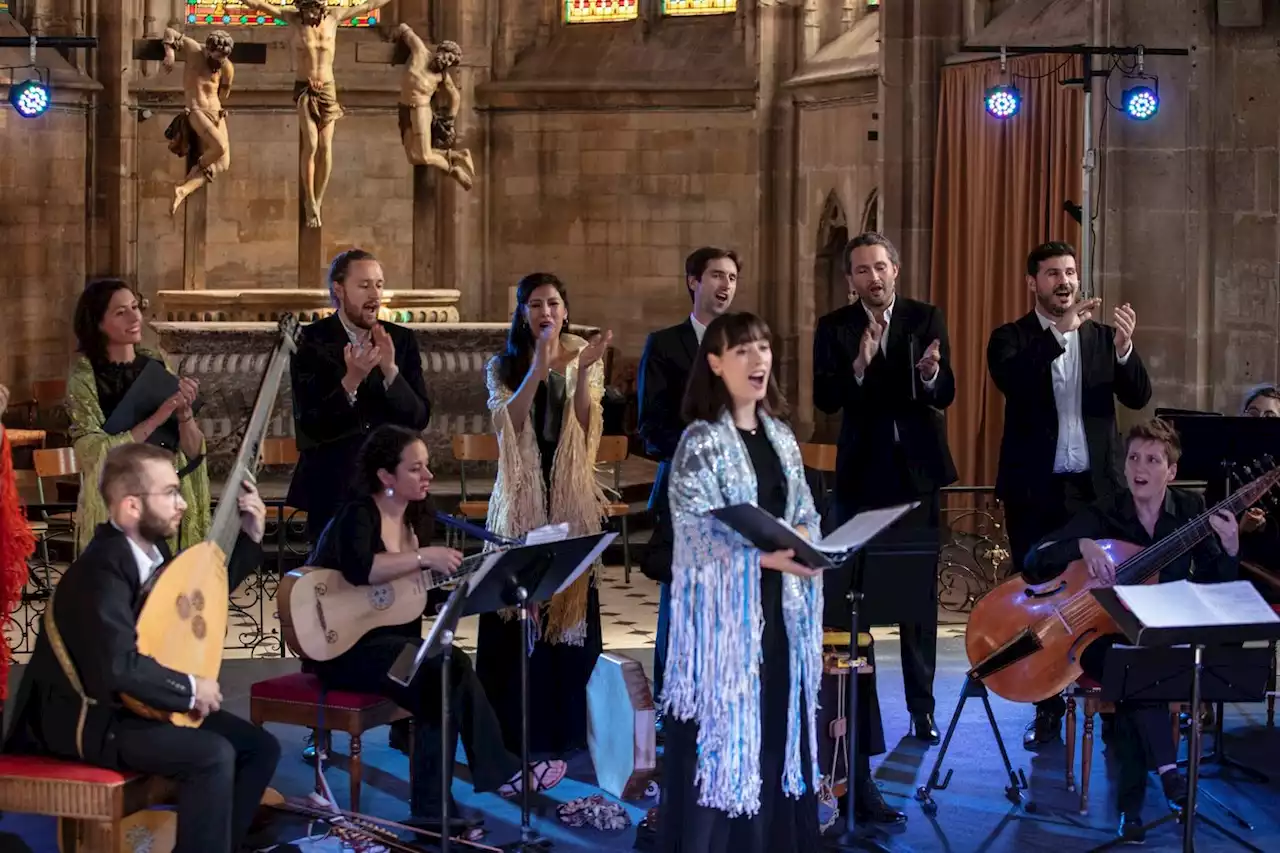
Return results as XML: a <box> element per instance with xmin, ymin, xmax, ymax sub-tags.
<box><xmin>385</xmin><ymin>487</ymin><xmax>395</xmax><ymax>499</ymax></box>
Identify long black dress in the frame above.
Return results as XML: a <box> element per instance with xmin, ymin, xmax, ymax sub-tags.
<box><xmin>658</xmin><ymin>427</ymin><xmax>820</xmax><ymax>853</ymax></box>
<box><xmin>475</xmin><ymin>370</ymin><xmax>605</xmax><ymax>756</ymax></box>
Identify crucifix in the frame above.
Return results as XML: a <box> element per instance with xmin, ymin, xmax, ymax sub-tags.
<box><xmin>133</xmin><ymin>36</ymin><xmax>268</xmax><ymax>290</ymax></box>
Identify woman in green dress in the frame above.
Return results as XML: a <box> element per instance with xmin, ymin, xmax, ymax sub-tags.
<box><xmin>68</xmin><ymin>279</ymin><xmax>211</xmax><ymax>552</ymax></box>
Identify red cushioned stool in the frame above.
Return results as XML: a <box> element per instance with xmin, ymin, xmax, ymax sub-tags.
<box><xmin>0</xmin><ymin>753</ymin><xmax>174</xmax><ymax>852</ymax></box>
<box><xmin>250</xmin><ymin>672</ymin><xmax>414</xmax><ymax>811</ymax></box>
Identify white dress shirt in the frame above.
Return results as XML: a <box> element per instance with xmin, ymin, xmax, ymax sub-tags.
<box><xmin>337</xmin><ymin>311</ymin><xmax>398</xmax><ymax>401</ymax></box>
<box><xmin>121</xmin><ymin>530</ymin><xmax>197</xmax><ymax>708</ymax></box>
<box><xmin>1035</xmin><ymin>309</ymin><xmax>1132</xmax><ymax>474</ymax></box>
<box><xmin>690</xmin><ymin>313</ymin><xmax>706</xmax><ymax>345</ymax></box>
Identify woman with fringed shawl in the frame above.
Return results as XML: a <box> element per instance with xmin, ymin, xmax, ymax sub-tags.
<box><xmin>658</xmin><ymin>312</ymin><xmax>824</xmax><ymax>852</ymax></box>
<box><xmin>67</xmin><ymin>280</ymin><xmax>210</xmax><ymax>554</ymax></box>
<box><xmin>478</xmin><ymin>272</ymin><xmax>613</xmax><ymax>757</ymax></box>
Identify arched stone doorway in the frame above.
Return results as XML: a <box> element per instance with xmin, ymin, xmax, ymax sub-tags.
<box><xmin>812</xmin><ymin>191</ymin><xmax>848</xmax><ymax>444</ymax></box>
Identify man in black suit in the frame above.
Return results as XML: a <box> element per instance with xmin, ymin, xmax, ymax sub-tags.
<box><xmin>288</xmin><ymin>248</ymin><xmax>432</xmax><ymax>543</ymax></box>
<box><xmin>987</xmin><ymin>241</ymin><xmax>1151</xmax><ymax>748</ymax></box>
<box><xmin>637</xmin><ymin>246</ymin><xmax>739</xmax><ymax>705</ymax></box>
<box><xmin>4</xmin><ymin>443</ymin><xmax>279</xmax><ymax>853</ymax></box>
<box><xmin>814</xmin><ymin>231</ymin><xmax>956</xmax><ymax>750</ymax></box>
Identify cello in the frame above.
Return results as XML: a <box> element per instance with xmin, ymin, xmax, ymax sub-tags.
<box><xmin>965</xmin><ymin>462</ymin><xmax>1280</xmax><ymax>704</ymax></box>
<box><xmin>122</xmin><ymin>315</ymin><xmax>299</xmax><ymax>726</ymax></box>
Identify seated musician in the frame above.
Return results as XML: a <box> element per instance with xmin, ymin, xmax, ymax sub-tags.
<box><xmin>2</xmin><ymin>443</ymin><xmax>280</xmax><ymax>853</ymax></box>
<box><xmin>306</xmin><ymin>424</ymin><xmax>566</xmax><ymax>837</ymax></box>
<box><xmin>1239</xmin><ymin>385</ymin><xmax>1279</xmax><ymax>596</ymax></box>
<box><xmin>1024</xmin><ymin>417</ymin><xmax>1239</xmax><ymax>844</ymax></box>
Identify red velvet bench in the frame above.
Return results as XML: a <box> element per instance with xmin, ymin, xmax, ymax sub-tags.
<box><xmin>249</xmin><ymin>672</ymin><xmax>414</xmax><ymax>812</ymax></box>
<box><xmin>0</xmin><ymin>753</ymin><xmax>174</xmax><ymax>852</ymax></box>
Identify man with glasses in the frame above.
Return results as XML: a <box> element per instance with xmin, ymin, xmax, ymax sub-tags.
<box><xmin>4</xmin><ymin>443</ymin><xmax>280</xmax><ymax>853</ymax></box>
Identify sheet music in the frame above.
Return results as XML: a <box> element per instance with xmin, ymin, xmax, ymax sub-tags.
<box><xmin>555</xmin><ymin>532</ymin><xmax>617</xmax><ymax>594</ymax></box>
<box><xmin>1113</xmin><ymin>580</ymin><xmax>1280</xmax><ymax>630</ymax></box>
<box><xmin>525</xmin><ymin>523</ymin><xmax>570</xmax><ymax>545</ymax></box>
<box><xmin>816</xmin><ymin>502</ymin><xmax>920</xmax><ymax>554</ymax></box>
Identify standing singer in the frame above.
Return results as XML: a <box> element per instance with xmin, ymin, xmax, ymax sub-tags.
<box><xmin>813</xmin><ymin>231</ymin><xmax>956</xmax><ymax>745</ymax></box>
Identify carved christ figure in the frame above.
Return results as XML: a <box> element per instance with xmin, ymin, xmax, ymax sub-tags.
<box><xmin>162</xmin><ymin>28</ymin><xmax>235</xmax><ymax>216</ymax></box>
<box><xmin>395</xmin><ymin>24</ymin><xmax>476</xmax><ymax>191</ymax></box>
<box><xmin>239</xmin><ymin>0</ymin><xmax>393</xmax><ymax>228</ymax></box>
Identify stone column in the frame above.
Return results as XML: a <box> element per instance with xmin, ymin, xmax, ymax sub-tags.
<box><xmin>90</xmin><ymin>0</ymin><xmax>139</xmax><ymax>280</ymax></box>
<box><xmin>878</xmin><ymin>0</ymin><xmax>963</xmax><ymax>301</ymax></box>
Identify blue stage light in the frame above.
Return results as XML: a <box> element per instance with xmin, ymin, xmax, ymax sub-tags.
<box><xmin>9</xmin><ymin>78</ymin><xmax>50</xmax><ymax>118</ymax></box>
<box><xmin>984</xmin><ymin>84</ymin><xmax>1020</xmax><ymax>119</ymax></box>
<box><xmin>1122</xmin><ymin>85</ymin><xmax>1158</xmax><ymax>121</ymax></box>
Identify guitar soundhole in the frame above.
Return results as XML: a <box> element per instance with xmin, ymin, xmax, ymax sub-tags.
<box><xmin>368</xmin><ymin>586</ymin><xmax>393</xmax><ymax>611</ymax></box>
<box><xmin>1024</xmin><ymin>581</ymin><xmax>1067</xmax><ymax>599</ymax></box>
<box><xmin>176</xmin><ymin>595</ymin><xmax>191</xmax><ymax>620</ymax></box>
<box><xmin>325</xmin><ymin>630</ymin><xmax>338</xmax><ymax>644</ymax></box>
<box><xmin>191</xmin><ymin>590</ymin><xmax>205</xmax><ymax>612</ymax></box>
<box><xmin>315</xmin><ymin>583</ymin><xmax>327</xmax><ymax>596</ymax></box>
<box><xmin>191</xmin><ymin>615</ymin><xmax>207</xmax><ymax>640</ymax></box>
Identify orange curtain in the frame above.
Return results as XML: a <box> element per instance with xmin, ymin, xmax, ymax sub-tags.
<box><xmin>929</xmin><ymin>54</ymin><xmax>1083</xmax><ymax>487</ymax></box>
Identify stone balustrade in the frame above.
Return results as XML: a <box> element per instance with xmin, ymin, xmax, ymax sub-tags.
<box><xmin>152</xmin><ymin>289</ymin><xmax>462</xmax><ymax>324</ymax></box>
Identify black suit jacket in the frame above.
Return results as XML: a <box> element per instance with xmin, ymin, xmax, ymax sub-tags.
<box><xmin>987</xmin><ymin>310</ymin><xmax>1151</xmax><ymax>503</ymax></box>
<box><xmin>286</xmin><ymin>315</ymin><xmax>431</xmax><ymax>519</ymax></box>
<box><xmin>4</xmin><ymin>525</ymin><xmax>264</xmax><ymax>767</ymax></box>
<box><xmin>635</xmin><ymin>319</ymin><xmax>700</xmax><ymax>584</ymax></box>
<box><xmin>813</xmin><ymin>297</ymin><xmax>958</xmax><ymax>511</ymax></box>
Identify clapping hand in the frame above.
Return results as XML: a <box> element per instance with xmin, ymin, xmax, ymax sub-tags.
<box><xmin>175</xmin><ymin>376</ymin><xmax>199</xmax><ymax>420</ymax></box>
<box><xmin>853</xmin><ymin>319</ymin><xmax>884</xmax><ymax>378</ymax></box>
<box><xmin>916</xmin><ymin>338</ymin><xmax>942</xmax><ymax>381</ymax></box>
<box><xmin>1113</xmin><ymin>302</ymin><xmax>1137</xmax><ymax>355</ymax></box>
<box><xmin>1054</xmin><ymin>298</ymin><xmax>1100</xmax><ymax>335</ymax></box>
<box><xmin>578</xmin><ymin>330</ymin><xmax>612</xmax><ymax>369</ymax></box>
<box><xmin>371</xmin><ymin>323</ymin><xmax>398</xmax><ymax>378</ymax></box>
<box><xmin>530</xmin><ymin>325</ymin><xmax>555</xmax><ymax>381</ymax></box>
<box><xmin>1208</xmin><ymin>509</ymin><xmax>1240</xmax><ymax>557</ymax></box>
<box><xmin>344</xmin><ymin>341</ymin><xmax>381</xmax><ymax>384</ymax></box>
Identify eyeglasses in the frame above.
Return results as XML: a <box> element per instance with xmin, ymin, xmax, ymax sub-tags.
<box><xmin>133</xmin><ymin>487</ymin><xmax>185</xmax><ymax>502</ymax></box>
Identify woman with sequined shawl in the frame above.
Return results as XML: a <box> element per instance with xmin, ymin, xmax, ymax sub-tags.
<box><xmin>477</xmin><ymin>272</ymin><xmax>613</xmax><ymax>756</ymax></box>
<box><xmin>67</xmin><ymin>280</ymin><xmax>210</xmax><ymax>554</ymax></box>
<box><xmin>658</xmin><ymin>312</ymin><xmax>824</xmax><ymax>852</ymax></box>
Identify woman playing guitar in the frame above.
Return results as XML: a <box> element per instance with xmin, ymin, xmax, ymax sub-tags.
<box><xmin>305</xmin><ymin>425</ymin><xmax>567</xmax><ymax>841</ymax></box>
<box><xmin>1019</xmin><ymin>418</ymin><xmax>1240</xmax><ymax>845</ymax></box>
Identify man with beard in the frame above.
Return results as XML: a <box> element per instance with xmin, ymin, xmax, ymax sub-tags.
<box><xmin>162</xmin><ymin>27</ymin><xmax>235</xmax><ymax>216</ymax></box>
<box><xmin>814</xmin><ymin>231</ymin><xmax>956</xmax><ymax>767</ymax></box>
<box><xmin>987</xmin><ymin>241</ymin><xmax>1151</xmax><ymax>749</ymax></box>
<box><xmin>239</xmin><ymin>0</ymin><xmax>393</xmax><ymax>227</ymax></box>
<box><xmin>3</xmin><ymin>443</ymin><xmax>279</xmax><ymax>853</ymax></box>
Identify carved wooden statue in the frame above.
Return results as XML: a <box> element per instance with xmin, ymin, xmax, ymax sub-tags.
<box><xmin>162</xmin><ymin>28</ymin><xmax>235</xmax><ymax>217</ymax></box>
<box><xmin>239</xmin><ymin>0</ymin><xmax>394</xmax><ymax>228</ymax></box>
<box><xmin>395</xmin><ymin>24</ymin><xmax>476</xmax><ymax>191</ymax></box>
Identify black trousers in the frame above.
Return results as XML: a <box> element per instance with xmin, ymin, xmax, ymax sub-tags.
<box><xmin>113</xmin><ymin>710</ymin><xmax>280</xmax><ymax>853</ymax></box>
<box><xmin>1079</xmin><ymin>636</ymin><xmax>1177</xmax><ymax>814</ymax></box>
<box><xmin>313</xmin><ymin>636</ymin><xmax>521</xmax><ymax>815</ymax></box>
<box><xmin>1004</xmin><ymin>472</ymin><xmax>1097</xmax><ymax>719</ymax></box>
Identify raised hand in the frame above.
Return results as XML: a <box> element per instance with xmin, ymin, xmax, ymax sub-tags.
<box><xmin>175</xmin><ymin>376</ymin><xmax>200</xmax><ymax>419</ymax></box>
<box><xmin>371</xmin><ymin>323</ymin><xmax>397</xmax><ymax>376</ymax></box>
<box><xmin>760</xmin><ymin>548</ymin><xmax>820</xmax><ymax>579</ymax></box>
<box><xmin>1055</xmin><ymin>297</ymin><xmax>1100</xmax><ymax>335</ymax></box>
<box><xmin>343</xmin><ymin>342</ymin><xmax>381</xmax><ymax>385</ymax></box>
<box><xmin>530</xmin><ymin>325</ymin><xmax>555</xmax><ymax>381</ymax></box>
<box><xmin>853</xmin><ymin>319</ymin><xmax>884</xmax><ymax>377</ymax></box>
<box><xmin>578</xmin><ymin>330</ymin><xmax>612</xmax><ymax>369</ymax></box>
<box><xmin>1113</xmin><ymin>302</ymin><xmax>1137</xmax><ymax>354</ymax></box>
<box><xmin>1079</xmin><ymin>538</ymin><xmax>1116</xmax><ymax>586</ymax></box>
<box><xmin>916</xmin><ymin>338</ymin><xmax>942</xmax><ymax>381</ymax></box>
<box><xmin>1208</xmin><ymin>509</ymin><xmax>1240</xmax><ymax>557</ymax></box>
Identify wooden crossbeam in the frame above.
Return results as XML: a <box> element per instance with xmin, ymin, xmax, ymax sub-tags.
<box><xmin>132</xmin><ymin>40</ymin><xmax>268</xmax><ymax>63</ymax></box>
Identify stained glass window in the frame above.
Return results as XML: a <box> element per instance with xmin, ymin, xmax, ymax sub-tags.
<box><xmin>663</xmin><ymin>0</ymin><xmax>737</xmax><ymax>16</ymax></box>
<box><xmin>565</xmin><ymin>0</ymin><xmax>638</xmax><ymax>24</ymax></box>
<box><xmin>186</xmin><ymin>2</ymin><xmax>378</xmax><ymax>28</ymax></box>
<box><xmin>0</xmin><ymin>1</ymin><xmax>9</xmax><ymax>13</ymax></box>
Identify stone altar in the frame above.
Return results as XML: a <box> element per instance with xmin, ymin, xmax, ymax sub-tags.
<box><xmin>152</xmin><ymin>288</ymin><xmax>461</xmax><ymax>324</ymax></box>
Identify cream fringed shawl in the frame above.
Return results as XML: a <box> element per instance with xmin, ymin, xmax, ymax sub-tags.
<box><xmin>67</xmin><ymin>351</ymin><xmax>212</xmax><ymax>554</ymax></box>
<box><xmin>484</xmin><ymin>334</ymin><xmax>608</xmax><ymax>645</ymax></box>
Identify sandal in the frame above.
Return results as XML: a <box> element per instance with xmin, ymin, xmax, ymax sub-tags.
<box><xmin>499</xmin><ymin>759</ymin><xmax>568</xmax><ymax>798</ymax></box>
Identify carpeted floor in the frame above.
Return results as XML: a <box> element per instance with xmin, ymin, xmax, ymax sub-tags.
<box><xmin>3</xmin><ymin>604</ymin><xmax>1279</xmax><ymax>852</ymax></box>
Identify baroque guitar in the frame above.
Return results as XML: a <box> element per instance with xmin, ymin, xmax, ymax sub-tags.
<box><xmin>122</xmin><ymin>315</ymin><xmax>299</xmax><ymax>726</ymax></box>
<box><xmin>966</xmin><ymin>463</ymin><xmax>1280</xmax><ymax>704</ymax></box>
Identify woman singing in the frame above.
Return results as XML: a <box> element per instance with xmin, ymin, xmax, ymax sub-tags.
<box><xmin>659</xmin><ymin>312</ymin><xmax>825</xmax><ymax>852</ymax></box>
<box><xmin>68</xmin><ymin>279</ymin><xmax>208</xmax><ymax>552</ymax></box>
<box><xmin>478</xmin><ymin>272</ymin><xmax>612</xmax><ymax>756</ymax></box>
<box><xmin>308</xmin><ymin>425</ymin><xmax>566</xmax><ymax>833</ymax></box>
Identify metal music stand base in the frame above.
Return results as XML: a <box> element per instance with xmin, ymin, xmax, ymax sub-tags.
<box><xmin>500</xmin><ymin>597</ymin><xmax>552</xmax><ymax>852</ymax></box>
<box><xmin>914</xmin><ymin>675</ymin><xmax>1029</xmax><ymax>816</ymax></box>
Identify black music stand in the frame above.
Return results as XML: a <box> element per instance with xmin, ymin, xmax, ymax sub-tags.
<box><xmin>463</xmin><ymin>534</ymin><xmax>614</xmax><ymax>851</ymax></box>
<box><xmin>1088</xmin><ymin>587</ymin><xmax>1280</xmax><ymax>853</ymax></box>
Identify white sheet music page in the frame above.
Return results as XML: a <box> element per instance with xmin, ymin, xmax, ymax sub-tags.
<box><xmin>1113</xmin><ymin>580</ymin><xmax>1280</xmax><ymax>629</ymax></box>
<box><xmin>525</xmin><ymin>523</ymin><xmax>570</xmax><ymax>545</ymax></box>
<box><xmin>815</xmin><ymin>502</ymin><xmax>920</xmax><ymax>554</ymax></box>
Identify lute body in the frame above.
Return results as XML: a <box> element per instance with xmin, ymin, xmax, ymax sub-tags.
<box><xmin>122</xmin><ymin>316</ymin><xmax>298</xmax><ymax>726</ymax></box>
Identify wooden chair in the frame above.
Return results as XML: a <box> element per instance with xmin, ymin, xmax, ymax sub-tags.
<box><xmin>799</xmin><ymin>442</ymin><xmax>838</xmax><ymax>513</ymax></box>
<box><xmin>0</xmin><ymin>754</ymin><xmax>175</xmax><ymax>853</ymax></box>
<box><xmin>24</xmin><ymin>447</ymin><xmax>81</xmax><ymax>591</ymax></box>
<box><xmin>249</xmin><ymin>672</ymin><xmax>414</xmax><ymax>812</ymax></box>
<box><xmin>451</xmin><ymin>434</ymin><xmax>499</xmax><ymax>548</ymax></box>
<box><xmin>596</xmin><ymin>435</ymin><xmax>634</xmax><ymax>583</ymax></box>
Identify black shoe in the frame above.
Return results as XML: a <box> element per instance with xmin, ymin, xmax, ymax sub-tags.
<box><xmin>853</xmin><ymin>776</ymin><xmax>907</xmax><ymax>825</ymax></box>
<box><xmin>1022</xmin><ymin>709</ymin><xmax>1063</xmax><ymax>750</ymax></box>
<box><xmin>1160</xmin><ymin>769</ymin><xmax>1189</xmax><ymax>812</ymax></box>
<box><xmin>634</xmin><ymin>806</ymin><xmax>660</xmax><ymax>851</ymax></box>
<box><xmin>1117</xmin><ymin>812</ymin><xmax>1146</xmax><ymax>844</ymax></box>
<box><xmin>1101</xmin><ymin>713</ymin><xmax>1116</xmax><ymax>747</ymax></box>
<box><xmin>909</xmin><ymin>712</ymin><xmax>940</xmax><ymax>745</ymax></box>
